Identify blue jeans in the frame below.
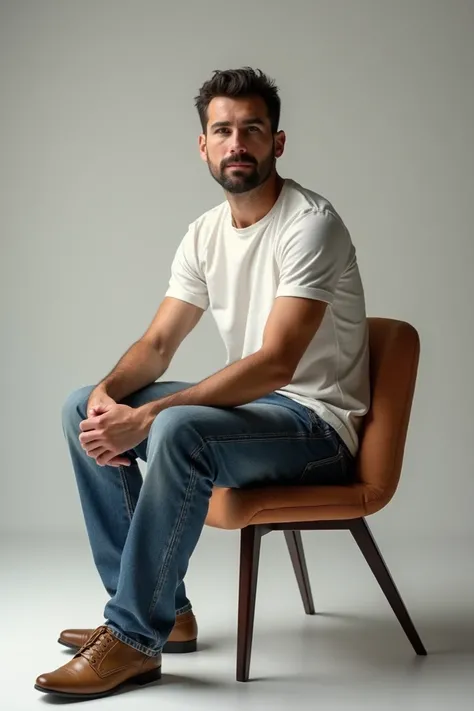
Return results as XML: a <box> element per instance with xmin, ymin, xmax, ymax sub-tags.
<box><xmin>62</xmin><ymin>381</ymin><xmax>354</xmax><ymax>657</ymax></box>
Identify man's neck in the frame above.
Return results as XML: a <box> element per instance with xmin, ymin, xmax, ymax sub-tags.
<box><xmin>227</xmin><ymin>173</ymin><xmax>285</xmax><ymax>229</ymax></box>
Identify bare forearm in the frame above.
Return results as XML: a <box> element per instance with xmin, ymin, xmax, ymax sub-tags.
<box><xmin>140</xmin><ymin>349</ymin><xmax>291</xmax><ymax>427</ymax></box>
<box><xmin>97</xmin><ymin>340</ymin><xmax>170</xmax><ymax>401</ymax></box>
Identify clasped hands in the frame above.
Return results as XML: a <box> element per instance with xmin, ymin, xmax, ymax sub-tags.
<box><xmin>79</xmin><ymin>403</ymin><xmax>152</xmax><ymax>467</ymax></box>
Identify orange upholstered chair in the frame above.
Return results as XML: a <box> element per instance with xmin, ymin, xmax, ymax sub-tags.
<box><xmin>204</xmin><ymin>317</ymin><xmax>426</xmax><ymax>681</ymax></box>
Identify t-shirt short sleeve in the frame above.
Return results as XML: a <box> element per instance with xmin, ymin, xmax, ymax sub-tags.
<box><xmin>275</xmin><ymin>208</ymin><xmax>351</xmax><ymax>305</ymax></box>
<box><xmin>165</xmin><ymin>225</ymin><xmax>209</xmax><ymax>311</ymax></box>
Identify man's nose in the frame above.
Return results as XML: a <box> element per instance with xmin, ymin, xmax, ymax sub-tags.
<box><xmin>229</xmin><ymin>131</ymin><xmax>247</xmax><ymax>154</ymax></box>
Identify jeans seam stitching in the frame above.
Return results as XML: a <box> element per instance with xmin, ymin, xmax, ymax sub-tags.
<box><xmin>299</xmin><ymin>447</ymin><xmax>347</xmax><ymax>483</ymax></box>
<box><xmin>118</xmin><ymin>466</ymin><xmax>134</xmax><ymax>521</ymax></box>
<box><xmin>147</xmin><ymin>466</ymin><xmax>198</xmax><ymax>635</ymax></box>
<box><xmin>188</xmin><ymin>431</ymin><xmax>331</xmax><ymax>460</ymax></box>
<box><xmin>302</xmin><ymin>449</ymin><xmax>344</xmax><ymax>471</ymax></box>
<box><xmin>175</xmin><ymin>603</ymin><xmax>192</xmax><ymax>615</ymax></box>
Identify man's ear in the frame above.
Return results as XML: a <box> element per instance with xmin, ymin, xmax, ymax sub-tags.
<box><xmin>198</xmin><ymin>133</ymin><xmax>208</xmax><ymax>162</ymax></box>
<box><xmin>274</xmin><ymin>130</ymin><xmax>286</xmax><ymax>159</ymax></box>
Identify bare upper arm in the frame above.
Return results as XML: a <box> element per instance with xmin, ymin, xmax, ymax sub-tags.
<box><xmin>262</xmin><ymin>296</ymin><xmax>327</xmax><ymax>379</ymax></box>
<box><xmin>140</xmin><ymin>296</ymin><xmax>204</xmax><ymax>363</ymax></box>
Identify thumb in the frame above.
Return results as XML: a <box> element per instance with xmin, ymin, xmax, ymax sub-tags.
<box><xmin>91</xmin><ymin>403</ymin><xmax>115</xmax><ymax>415</ymax></box>
<box><xmin>88</xmin><ymin>401</ymin><xmax>116</xmax><ymax>418</ymax></box>
<box><xmin>89</xmin><ymin>405</ymin><xmax>106</xmax><ymax>417</ymax></box>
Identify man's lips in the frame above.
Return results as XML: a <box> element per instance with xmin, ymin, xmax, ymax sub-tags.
<box><xmin>226</xmin><ymin>163</ymin><xmax>254</xmax><ymax>168</ymax></box>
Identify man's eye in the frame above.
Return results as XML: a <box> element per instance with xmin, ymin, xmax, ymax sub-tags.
<box><xmin>248</xmin><ymin>126</ymin><xmax>260</xmax><ymax>132</ymax></box>
<box><xmin>216</xmin><ymin>128</ymin><xmax>229</xmax><ymax>134</ymax></box>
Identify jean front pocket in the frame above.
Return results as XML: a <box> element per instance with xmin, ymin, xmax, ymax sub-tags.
<box><xmin>299</xmin><ymin>445</ymin><xmax>350</xmax><ymax>486</ymax></box>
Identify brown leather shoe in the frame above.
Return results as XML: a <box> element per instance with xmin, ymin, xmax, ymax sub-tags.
<box><xmin>58</xmin><ymin>609</ymin><xmax>198</xmax><ymax>654</ymax></box>
<box><xmin>35</xmin><ymin>625</ymin><xmax>161</xmax><ymax>699</ymax></box>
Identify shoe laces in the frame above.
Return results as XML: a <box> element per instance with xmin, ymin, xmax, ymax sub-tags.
<box><xmin>75</xmin><ymin>625</ymin><xmax>116</xmax><ymax>665</ymax></box>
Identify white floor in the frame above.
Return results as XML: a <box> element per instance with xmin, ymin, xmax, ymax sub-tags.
<box><xmin>1</xmin><ymin>525</ymin><xmax>473</xmax><ymax>710</ymax></box>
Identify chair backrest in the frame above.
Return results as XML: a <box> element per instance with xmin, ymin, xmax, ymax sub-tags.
<box><xmin>356</xmin><ymin>317</ymin><xmax>420</xmax><ymax>505</ymax></box>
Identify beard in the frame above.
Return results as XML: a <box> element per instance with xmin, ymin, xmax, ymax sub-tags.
<box><xmin>207</xmin><ymin>146</ymin><xmax>276</xmax><ymax>194</ymax></box>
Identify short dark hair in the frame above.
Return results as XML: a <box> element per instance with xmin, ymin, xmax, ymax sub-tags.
<box><xmin>195</xmin><ymin>67</ymin><xmax>281</xmax><ymax>134</ymax></box>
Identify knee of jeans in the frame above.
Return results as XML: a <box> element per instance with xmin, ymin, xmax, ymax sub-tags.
<box><xmin>147</xmin><ymin>407</ymin><xmax>216</xmax><ymax>480</ymax></box>
<box><xmin>61</xmin><ymin>385</ymin><xmax>95</xmax><ymax>429</ymax></box>
<box><xmin>148</xmin><ymin>406</ymin><xmax>201</xmax><ymax>447</ymax></box>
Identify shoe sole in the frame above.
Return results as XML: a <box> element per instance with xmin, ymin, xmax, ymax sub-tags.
<box><xmin>34</xmin><ymin>666</ymin><xmax>161</xmax><ymax>699</ymax></box>
<box><xmin>58</xmin><ymin>637</ymin><xmax>197</xmax><ymax>654</ymax></box>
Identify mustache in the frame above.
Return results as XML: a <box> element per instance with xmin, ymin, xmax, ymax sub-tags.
<box><xmin>221</xmin><ymin>155</ymin><xmax>257</xmax><ymax>168</ymax></box>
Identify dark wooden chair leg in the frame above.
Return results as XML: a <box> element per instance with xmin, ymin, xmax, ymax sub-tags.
<box><xmin>237</xmin><ymin>525</ymin><xmax>265</xmax><ymax>682</ymax></box>
<box><xmin>350</xmin><ymin>518</ymin><xmax>427</xmax><ymax>655</ymax></box>
<box><xmin>284</xmin><ymin>530</ymin><xmax>315</xmax><ymax>615</ymax></box>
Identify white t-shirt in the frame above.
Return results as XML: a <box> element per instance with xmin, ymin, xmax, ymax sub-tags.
<box><xmin>165</xmin><ymin>178</ymin><xmax>370</xmax><ymax>456</ymax></box>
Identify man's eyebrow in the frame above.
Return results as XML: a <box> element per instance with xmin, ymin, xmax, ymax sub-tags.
<box><xmin>241</xmin><ymin>117</ymin><xmax>265</xmax><ymax>125</ymax></box>
<box><xmin>210</xmin><ymin>117</ymin><xmax>266</xmax><ymax>130</ymax></box>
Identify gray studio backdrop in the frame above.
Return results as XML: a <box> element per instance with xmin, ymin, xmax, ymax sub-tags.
<box><xmin>1</xmin><ymin>0</ymin><xmax>473</xmax><ymax>538</ymax></box>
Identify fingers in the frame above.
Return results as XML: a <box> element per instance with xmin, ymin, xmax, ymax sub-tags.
<box><xmin>79</xmin><ymin>430</ymin><xmax>103</xmax><ymax>445</ymax></box>
<box><xmin>84</xmin><ymin>444</ymin><xmax>130</xmax><ymax>468</ymax></box>
<box><xmin>80</xmin><ymin>435</ymin><xmax>105</xmax><ymax>458</ymax></box>
<box><xmin>79</xmin><ymin>416</ymin><xmax>102</xmax><ymax>432</ymax></box>
<box><xmin>87</xmin><ymin>445</ymin><xmax>106</xmax><ymax>458</ymax></box>
<box><xmin>78</xmin><ymin>424</ymin><xmax>130</xmax><ymax>467</ymax></box>
<box><xmin>106</xmin><ymin>456</ymin><xmax>131</xmax><ymax>467</ymax></box>
<box><xmin>98</xmin><ymin>452</ymin><xmax>131</xmax><ymax>467</ymax></box>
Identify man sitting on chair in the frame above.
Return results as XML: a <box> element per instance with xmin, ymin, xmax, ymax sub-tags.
<box><xmin>36</xmin><ymin>66</ymin><xmax>370</xmax><ymax>700</ymax></box>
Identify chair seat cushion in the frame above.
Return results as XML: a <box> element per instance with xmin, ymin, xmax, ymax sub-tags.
<box><xmin>205</xmin><ymin>483</ymin><xmax>386</xmax><ymax>529</ymax></box>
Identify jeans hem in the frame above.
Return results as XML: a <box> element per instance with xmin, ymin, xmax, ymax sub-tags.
<box><xmin>106</xmin><ymin>624</ymin><xmax>162</xmax><ymax>657</ymax></box>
